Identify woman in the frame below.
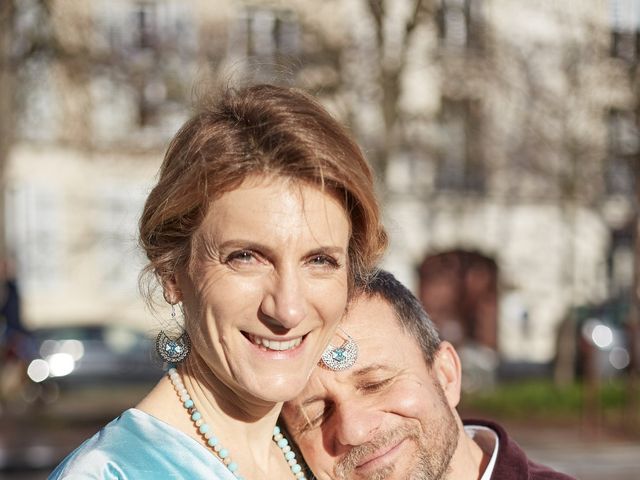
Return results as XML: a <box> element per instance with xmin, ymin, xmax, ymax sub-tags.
<box><xmin>49</xmin><ymin>84</ymin><xmax>387</xmax><ymax>479</ymax></box>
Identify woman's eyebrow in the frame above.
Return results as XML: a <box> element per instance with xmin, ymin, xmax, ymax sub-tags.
<box><xmin>217</xmin><ymin>240</ymin><xmax>346</xmax><ymax>256</ymax></box>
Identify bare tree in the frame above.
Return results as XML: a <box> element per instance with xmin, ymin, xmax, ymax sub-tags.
<box><xmin>0</xmin><ymin>2</ymin><xmax>16</xmax><ymax>261</ymax></box>
<box><xmin>627</xmin><ymin>74</ymin><xmax>640</xmax><ymax>430</ymax></box>
<box><xmin>365</xmin><ymin>0</ymin><xmax>434</xmax><ymax>176</ymax></box>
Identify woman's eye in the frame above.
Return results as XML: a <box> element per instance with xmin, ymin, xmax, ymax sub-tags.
<box><xmin>226</xmin><ymin>250</ymin><xmax>257</xmax><ymax>264</ymax></box>
<box><xmin>308</xmin><ymin>254</ymin><xmax>339</xmax><ymax>268</ymax></box>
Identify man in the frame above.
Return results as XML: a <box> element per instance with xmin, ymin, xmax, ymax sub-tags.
<box><xmin>282</xmin><ymin>271</ymin><xmax>575</xmax><ymax>480</ymax></box>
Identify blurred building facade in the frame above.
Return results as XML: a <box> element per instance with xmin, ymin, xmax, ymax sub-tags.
<box><xmin>3</xmin><ymin>0</ymin><xmax>638</xmax><ymax>365</ymax></box>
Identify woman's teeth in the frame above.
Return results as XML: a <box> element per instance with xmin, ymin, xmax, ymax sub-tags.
<box><xmin>248</xmin><ymin>335</ymin><xmax>303</xmax><ymax>351</ymax></box>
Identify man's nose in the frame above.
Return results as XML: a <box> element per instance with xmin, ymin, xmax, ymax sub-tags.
<box><xmin>260</xmin><ymin>267</ymin><xmax>308</xmax><ymax>330</ymax></box>
<box><xmin>331</xmin><ymin>401</ymin><xmax>379</xmax><ymax>451</ymax></box>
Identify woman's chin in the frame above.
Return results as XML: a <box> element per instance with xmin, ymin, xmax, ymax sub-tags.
<box><xmin>247</xmin><ymin>372</ymin><xmax>311</xmax><ymax>404</ymax></box>
<box><xmin>232</xmin><ymin>336</ymin><xmax>322</xmax><ymax>403</ymax></box>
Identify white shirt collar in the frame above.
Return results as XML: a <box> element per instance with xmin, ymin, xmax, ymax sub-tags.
<box><xmin>464</xmin><ymin>425</ymin><xmax>499</xmax><ymax>480</ymax></box>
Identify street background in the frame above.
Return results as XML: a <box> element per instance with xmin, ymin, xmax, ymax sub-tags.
<box><xmin>1</xmin><ymin>0</ymin><xmax>640</xmax><ymax>477</ymax></box>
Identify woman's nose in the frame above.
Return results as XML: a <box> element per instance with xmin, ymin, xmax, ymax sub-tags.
<box><xmin>260</xmin><ymin>268</ymin><xmax>308</xmax><ymax>330</ymax></box>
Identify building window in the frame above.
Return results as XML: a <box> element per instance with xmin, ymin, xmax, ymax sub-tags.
<box><xmin>91</xmin><ymin>0</ymin><xmax>196</xmax><ymax>131</ymax></box>
<box><xmin>229</xmin><ymin>7</ymin><xmax>300</xmax><ymax>60</ymax></box>
<box><xmin>435</xmin><ymin>98</ymin><xmax>485</xmax><ymax>192</ymax></box>
<box><xmin>606</xmin><ymin>109</ymin><xmax>638</xmax><ymax>195</ymax></box>
<box><xmin>610</xmin><ymin>0</ymin><xmax>640</xmax><ymax>60</ymax></box>
<box><xmin>436</xmin><ymin>0</ymin><xmax>483</xmax><ymax>49</ymax></box>
<box><xmin>94</xmin><ymin>0</ymin><xmax>196</xmax><ymax>55</ymax></box>
<box><xmin>5</xmin><ymin>184</ymin><xmax>62</xmax><ymax>293</ymax></box>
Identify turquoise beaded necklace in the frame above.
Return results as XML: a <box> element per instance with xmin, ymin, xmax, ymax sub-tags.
<box><xmin>168</xmin><ymin>367</ymin><xmax>307</xmax><ymax>480</ymax></box>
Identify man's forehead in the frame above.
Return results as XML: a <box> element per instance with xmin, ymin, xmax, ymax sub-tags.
<box><xmin>346</xmin><ymin>294</ymin><xmax>398</xmax><ymax>331</ymax></box>
<box><xmin>349</xmin><ymin>363</ymin><xmax>396</xmax><ymax>378</ymax></box>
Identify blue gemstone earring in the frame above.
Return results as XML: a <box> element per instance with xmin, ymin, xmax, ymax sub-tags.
<box><xmin>320</xmin><ymin>328</ymin><xmax>358</xmax><ymax>371</ymax></box>
<box><xmin>156</xmin><ymin>304</ymin><xmax>191</xmax><ymax>364</ymax></box>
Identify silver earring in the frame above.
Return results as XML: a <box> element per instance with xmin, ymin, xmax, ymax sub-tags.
<box><xmin>320</xmin><ymin>328</ymin><xmax>358</xmax><ymax>371</ymax></box>
<box><xmin>156</xmin><ymin>304</ymin><xmax>190</xmax><ymax>364</ymax></box>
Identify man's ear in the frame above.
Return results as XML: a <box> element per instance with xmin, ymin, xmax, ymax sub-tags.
<box><xmin>433</xmin><ymin>341</ymin><xmax>462</xmax><ymax>409</ymax></box>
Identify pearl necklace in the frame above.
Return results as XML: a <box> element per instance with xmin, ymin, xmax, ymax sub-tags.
<box><xmin>168</xmin><ymin>367</ymin><xmax>307</xmax><ymax>480</ymax></box>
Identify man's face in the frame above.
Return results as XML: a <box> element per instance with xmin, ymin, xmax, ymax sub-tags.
<box><xmin>282</xmin><ymin>295</ymin><xmax>462</xmax><ymax>480</ymax></box>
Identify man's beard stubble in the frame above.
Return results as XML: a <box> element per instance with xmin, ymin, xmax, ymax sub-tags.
<box><xmin>334</xmin><ymin>384</ymin><xmax>459</xmax><ymax>480</ymax></box>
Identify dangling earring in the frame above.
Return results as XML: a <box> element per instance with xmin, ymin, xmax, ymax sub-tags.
<box><xmin>156</xmin><ymin>303</ymin><xmax>191</xmax><ymax>364</ymax></box>
<box><xmin>320</xmin><ymin>327</ymin><xmax>358</xmax><ymax>371</ymax></box>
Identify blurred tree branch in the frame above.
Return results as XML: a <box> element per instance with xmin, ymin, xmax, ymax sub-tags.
<box><xmin>0</xmin><ymin>1</ymin><xmax>17</xmax><ymax>262</ymax></box>
<box><xmin>628</xmin><ymin>72</ymin><xmax>640</xmax><ymax>430</ymax></box>
<box><xmin>364</xmin><ymin>0</ymin><xmax>433</xmax><ymax>179</ymax></box>
<box><xmin>0</xmin><ymin>0</ymin><xmax>57</xmax><ymax>262</ymax></box>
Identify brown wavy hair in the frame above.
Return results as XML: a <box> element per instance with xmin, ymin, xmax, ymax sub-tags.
<box><xmin>139</xmin><ymin>84</ymin><xmax>387</xmax><ymax>301</ymax></box>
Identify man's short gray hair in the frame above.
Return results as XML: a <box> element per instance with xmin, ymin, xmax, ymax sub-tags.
<box><xmin>359</xmin><ymin>270</ymin><xmax>441</xmax><ymax>366</ymax></box>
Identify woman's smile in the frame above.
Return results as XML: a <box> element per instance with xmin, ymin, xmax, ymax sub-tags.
<box><xmin>244</xmin><ymin>332</ymin><xmax>306</xmax><ymax>352</ymax></box>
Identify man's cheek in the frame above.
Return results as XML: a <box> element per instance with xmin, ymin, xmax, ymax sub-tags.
<box><xmin>390</xmin><ymin>383</ymin><xmax>428</xmax><ymax>417</ymax></box>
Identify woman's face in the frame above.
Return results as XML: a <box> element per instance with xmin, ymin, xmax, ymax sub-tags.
<box><xmin>176</xmin><ymin>175</ymin><xmax>351</xmax><ymax>403</ymax></box>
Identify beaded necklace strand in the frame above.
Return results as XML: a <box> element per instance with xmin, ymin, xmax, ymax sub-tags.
<box><xmin>168</xmin><ymin>367</ymin><xmax>307</xmax><ymax>480</ymax></box>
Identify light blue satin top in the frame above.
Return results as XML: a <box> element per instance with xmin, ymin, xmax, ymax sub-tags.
<box><xmin>48</xmin><ymin>408</ymin><xmax>236</xmax><ymax>479</ymax></box>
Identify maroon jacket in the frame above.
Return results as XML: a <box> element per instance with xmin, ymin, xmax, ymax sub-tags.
<box><xmin>464</xmin><ymin>420</ymin><xmax>577</xmax><ymax>480</ymax></box>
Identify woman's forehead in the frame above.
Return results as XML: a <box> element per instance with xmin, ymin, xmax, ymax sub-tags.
<box><xmin>196</xmin><ymin>178</ymin><xmax>350</xmax><ymax>244</ymax></box>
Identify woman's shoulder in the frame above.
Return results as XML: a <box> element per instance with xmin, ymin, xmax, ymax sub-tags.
<box><xmin>48</xmin><ymin>408</ymin><xmax>235</xmax><ymax>479</ymax></box>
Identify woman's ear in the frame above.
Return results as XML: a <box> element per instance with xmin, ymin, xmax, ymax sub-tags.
<box><xmin>162</xmin><ymin>274</ymin><xmax>183</xmax><ymax>304</ymax></box>
<box><xmin>432</xmin><ymin>341</ymin><xmax>463</xmax><ymax>409</ymax></box>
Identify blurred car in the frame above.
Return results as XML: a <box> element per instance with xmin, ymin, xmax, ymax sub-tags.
<box><xmin>574</xmin><ymin>297</ymin><xmax>631</xmax><ymax>379</ymax></box>
<box><xmin>25</xmin><ymin>324</ymin><xmax>163</xmax><ymax>390</ymax></box>
<box><xmin>0</xmin><ymin>324</ymin><xmax>164</xmax><ymax>472</ymax></box>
